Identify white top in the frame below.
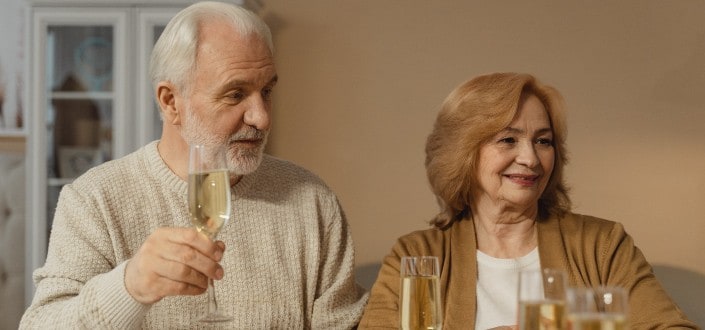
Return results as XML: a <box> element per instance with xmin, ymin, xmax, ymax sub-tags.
<box><xmin>475</xmin><ymin>247</ymin><xmax>540</xmax><ymax>330</ymax></box>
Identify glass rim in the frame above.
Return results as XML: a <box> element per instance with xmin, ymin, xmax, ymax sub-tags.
<box><xmin>400</xmin><ymin>255</ymin><xmax>440</xmax><ymax>277</ymax></box>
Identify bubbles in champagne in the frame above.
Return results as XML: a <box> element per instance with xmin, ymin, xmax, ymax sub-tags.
<box><xmin>188</xmin><ymin>170</ymin><xmax>231</xmax><ymax>238</ymax></box>
<box><xmin>400</xmin><ymin>275</ymin><xmax>442</xmax><ymax>330</ymax></box>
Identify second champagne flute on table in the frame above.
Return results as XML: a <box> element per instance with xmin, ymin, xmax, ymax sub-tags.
<box><xmin>518</xmin><ymin>268</ymin><xmax>568</xmax><ymax>330</ymax></box>
<box><xmin>188</xmin><ymin>144</ymin><xmax>232</xmax><ymax>323</ymax></box>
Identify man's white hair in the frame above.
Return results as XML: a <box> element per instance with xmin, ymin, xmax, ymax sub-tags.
<box><xmin>149</xmin><ymin>1</ymin><xmax>273</xmax><ymax>96</ymax></box>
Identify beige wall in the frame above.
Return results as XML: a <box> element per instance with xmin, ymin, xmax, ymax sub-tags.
<box><xmin>261</xmin><ymin>1</ymin><xmax>705</xmax><ymax>274</ymax></box>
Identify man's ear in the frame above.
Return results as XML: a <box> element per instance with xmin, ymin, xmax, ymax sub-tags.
<box><xmin>156</xmin><ymin>82</ymin><xmax>182</xmax><ymax>125</ymax></box>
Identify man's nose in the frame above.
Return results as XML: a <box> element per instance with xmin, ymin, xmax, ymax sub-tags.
<box><xmin>243</xmin><ymin>96</ymin><xmax>270</xmax><ymax>130</ymax></box>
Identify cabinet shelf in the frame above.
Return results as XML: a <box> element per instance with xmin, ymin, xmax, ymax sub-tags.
<box><xmin>50</xmin><ymin>91</ymin><xmax>114</xmax><ymax>100</ymax></box>
<box><xmin>47</xmin><ymin>177</ymin><xmax>75</xmax><ymax>186</ymax></box>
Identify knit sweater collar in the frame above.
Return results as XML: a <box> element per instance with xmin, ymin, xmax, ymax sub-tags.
<box><xmin>143</xmin><ymin>140</ymin><xmax>261</xmax><ymax>197</ymax></box>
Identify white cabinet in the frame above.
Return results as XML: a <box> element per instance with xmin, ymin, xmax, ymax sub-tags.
<box><xmin>24</xmin><ymin>1</ymin><xmax>221</xmax><ymax>304</ymax></box>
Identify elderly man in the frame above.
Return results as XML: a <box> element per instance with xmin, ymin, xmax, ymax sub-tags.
<box><xmin>21</xmin><ymin>2</ymin><xmax>367</xmax><ymax>328</ymax></box>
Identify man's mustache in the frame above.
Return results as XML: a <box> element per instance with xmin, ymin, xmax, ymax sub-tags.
<box><xmin>230</xmin><ymin>128</ymin><xmax>267</xmax><ymax>141</ymax></box>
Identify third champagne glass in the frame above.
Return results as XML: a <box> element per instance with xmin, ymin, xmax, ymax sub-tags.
<box><xmin>566</xmin><ymin>286</ymin><xmax>628</xmax><ymax>330</ymax></box>
<box><xmin>188</xmin><ymin>144</ymin><xmax>232</xmax><ymax>322</ymax></box>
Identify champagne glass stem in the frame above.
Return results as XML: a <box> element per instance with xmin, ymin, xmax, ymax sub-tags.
<box><xmin>207</xmin><ymin>279</ymin><xmax>218</xmax><ymax>314</ymax></box>
<box><xmin>206</xmin><ymin>233</ymin><xmax>219</xmax><ymax>317</ymax></box>
<box><xmin>198</xmin><ymin>252</ymin><xmax>231</xmax><ymax>322</ymax></box>
<box><xmin>198</xmin><ymin>232</ymin><xmax>230</xmax><ymax>322</ymax></box>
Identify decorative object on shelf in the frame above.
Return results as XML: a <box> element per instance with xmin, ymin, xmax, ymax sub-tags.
<box><xmin>57</xmin><ymin>146</ymin><xmax>102</xmax><ymax>178</ymax></box>
<box><xmin>73</xmin><ymin>36</ymin><xmax>113</xmax><ymax>91</ymax></box>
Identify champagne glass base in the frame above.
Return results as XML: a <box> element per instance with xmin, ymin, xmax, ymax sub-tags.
<box><xmin>198</xmin><ymin>313</ymin><xmax>233</xmax><ymax>323</ymax></box>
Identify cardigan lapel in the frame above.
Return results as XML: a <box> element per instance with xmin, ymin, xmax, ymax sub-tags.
<box><xmin>443</xmin><ymin>219</ymin><xmax>478</xmax><ymax>327</ymax></box>
<box><xmin>536</xmin><ymin>215</ymin><xmax>572</xmax><ymax>283</ymax></box>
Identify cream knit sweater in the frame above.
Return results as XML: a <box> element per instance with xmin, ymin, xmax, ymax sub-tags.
<box><xmin>21</xmin><ymin>141</ymin><xmax>368</xmax><ymax>329</ymax></box>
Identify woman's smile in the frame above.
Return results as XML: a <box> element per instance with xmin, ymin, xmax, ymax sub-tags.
<box><xmin>503</xmin><ymin>173</ymin><xmax>540</xmax><ymax>187</ymax></box>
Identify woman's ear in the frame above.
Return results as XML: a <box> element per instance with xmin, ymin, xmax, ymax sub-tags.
<box><xmin>156</xmin><ymin>82</ymin><xmax>182</xmax><ymax>125</ymax></box>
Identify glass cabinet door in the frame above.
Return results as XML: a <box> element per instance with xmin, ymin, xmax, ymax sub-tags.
<box><xmin>46</xmin><ymin>26</ymin><xmax>115</xmax><ymax>215</ymax></box>
<box><xmin>27</xmin><ymin>7</ymin><xmax>128</xmax><ymax>299</ymax></box>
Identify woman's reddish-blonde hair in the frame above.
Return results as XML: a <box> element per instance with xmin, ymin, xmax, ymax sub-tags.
<box><xmin>425</xmin><ymin>72</ymin><xmax>571</xmax><ymax>229</ymax></box>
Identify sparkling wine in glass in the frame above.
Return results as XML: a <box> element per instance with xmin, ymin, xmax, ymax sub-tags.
<box><xmin>188</xmin><ymin>144</ymin><xmax>232</xmax><ymax>323</ymax></box>
<box><xmin>399</xmin><ymin>256</ymin><xmax>443</xmax><ymax>330</ymax></box>
<box><xmin>566</xmin><ymin>286</ymin><xmax>628</xmax><ymax>330</ymax></box>
<box><xmin>518</xmin><ymin>268</ymin><xmax>568</xmax><ymax>330</ymax></box>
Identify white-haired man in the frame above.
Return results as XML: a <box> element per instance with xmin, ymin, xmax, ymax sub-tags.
<box><xmin>21</xmin><ymin>2</ymin><xmax>368</xmax><ymax>328</ymax></box>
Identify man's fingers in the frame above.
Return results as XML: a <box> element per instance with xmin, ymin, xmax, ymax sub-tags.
<box><xmin>158</xmin><ymin>243</ymin><xmax>224</xmax><ymax>281</ymax></box>
<box><xmin>126</xmin><ymin>255</ymin><xmax>207</xmax><ymax>304</ymax></box>
<box><xmin>161</xmin><ymin>227</ymin><xmax>224</xmax><ymax>262</ymax></box>
<box><xmin>125</xmin><ymin>227</ymin><xmax>227</xmax><ymax>304</ymax></box>
<box><xmin>149</xmin><ymin>274</ymin><xmax>208</xmax><ymax>297</ymax></box>
<box><xmin>215</xmin><ymin>240</ymin><xmax>226</xmax><ymax>254</ymax></box>
<box><xmin>154</xmin><ymin>258</ymin><xmax>210</xmax><ymax>289</ymax></box>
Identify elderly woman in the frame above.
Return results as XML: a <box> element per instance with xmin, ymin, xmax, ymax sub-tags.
<box><xmin>358</xmin><ymin>73</ymin><xmax>696</xmax><ymax>329</ymax></box>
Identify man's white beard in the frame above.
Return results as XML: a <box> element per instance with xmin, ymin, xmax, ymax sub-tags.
<box><xmin>181</xmin><ymin>106</ymin><xmax>267</xmax><ymax>176</ymax></box>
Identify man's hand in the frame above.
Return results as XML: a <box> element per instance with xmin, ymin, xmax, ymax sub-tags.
<box><xmin>124</xmin><ymin>227</ymin><xmax>225</xmax><ymax>304</ymax></box>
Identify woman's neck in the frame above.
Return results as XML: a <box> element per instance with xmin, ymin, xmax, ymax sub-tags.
<box><xmin>472</xmin><ymin>205</ymin><xmax>538</xmax><ymax>259</ymax></box>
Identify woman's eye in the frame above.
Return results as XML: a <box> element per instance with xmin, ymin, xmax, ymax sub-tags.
<box><xmin>536</xmin><ymin>137</ymin><xmax>553</xmax><ymax>145</ymax></box>
<box><xmin>499</xmin><ymin>137</ymin><xmax>516</xmax><ymax>144</ymax></box>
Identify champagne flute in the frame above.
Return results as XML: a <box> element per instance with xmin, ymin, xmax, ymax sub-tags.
<box><xmin>518</xmin><ymin>268</ymin><xmax>568</xmax><ymax>330</ymax></box>
<box><xmin>399</xmin><ymin>256</ymin><xmax>443</xmax><ymax>330</ymax></box>
<box><xmin>593</xmin><ymin>286</ymin><xmax>628</xmax><ymax>329</ymax></box>
<box><xmin>566</xmin><ymin>286</ymin><xmax>628</xmax><ymax>330</ymax></box>
<box><xmin>188</xmin><ymin>144</ymin><xmax>232</xmax><ymax>322</ymax></box>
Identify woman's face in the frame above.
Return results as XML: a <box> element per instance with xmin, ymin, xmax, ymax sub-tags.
<box><xmin>473</xmin><ymin>94</ymin><xmax>555</xmax><ymax>214</ymax></box>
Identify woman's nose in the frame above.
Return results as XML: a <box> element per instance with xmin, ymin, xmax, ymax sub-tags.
<box><xmin>516</xmin><ymin>142</ymin><xmax>539</xmax><ymax>167</ymax></box>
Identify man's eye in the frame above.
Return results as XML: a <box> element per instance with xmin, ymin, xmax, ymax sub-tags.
<box><xmin>262</xmin><ymin>87</ymin><xmax>273</xmax><ymax>100</ymax></box>
<box><xmin>228</xmin><ymin>91</ymin><xmax>244</xmax><ymax>100</ymax></box>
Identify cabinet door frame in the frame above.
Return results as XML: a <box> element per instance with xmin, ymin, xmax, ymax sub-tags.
<box><xmin>26</xmin><ymin>6</ymin><xmax>130</xmax><ymax>303</ymax></box>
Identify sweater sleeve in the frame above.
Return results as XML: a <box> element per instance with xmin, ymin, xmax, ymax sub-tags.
<box><xmin>20</xmin><ymin>184</ymin><xmax>150</xmax><ymax>329</ymax></box>
<box><xmin>598</xmin><ymin>221</ymin><xmax>698</xmax><ymax>329</ymax></box>
<box><xmin>310</xmin><ymin>194</ymin><xmax>369</xmax><ymax>329</ymax></box>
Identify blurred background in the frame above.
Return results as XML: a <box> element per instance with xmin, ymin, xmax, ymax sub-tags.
<box><xmin>1</xmin><ymin>0</ymin><xmax>703</xmax><ymax>328</ymax></box>
<box><xmin>260</xmin><ymin>1</ymin><xmax>705</xmax><ymax>274</ymax></box>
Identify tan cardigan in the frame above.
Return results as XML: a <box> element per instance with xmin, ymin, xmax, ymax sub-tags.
<box><xmin>359</xmin><ymin>213</ymin><xmax>697</xmax><ymax>329</ymax></box>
